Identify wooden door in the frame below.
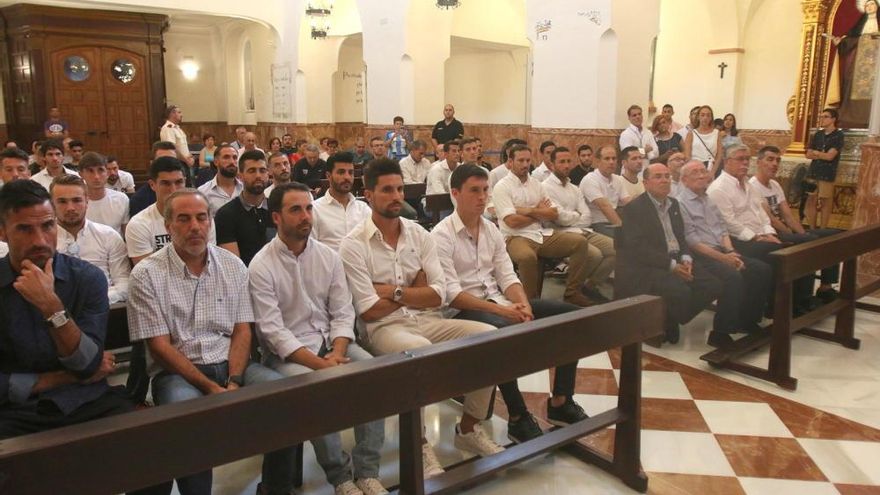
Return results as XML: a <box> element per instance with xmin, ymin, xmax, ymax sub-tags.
<box><xmin>51</xmin><ymin>46</ymin><xmax>107</xmax><ymax>150</ymax></box>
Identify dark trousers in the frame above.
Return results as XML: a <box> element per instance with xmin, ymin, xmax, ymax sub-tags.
<box><xmin>646</xmin><ymin>261</ymin><xmax>722</xmax><ymax>329</ymax></box>
<box><xmin>0</xmin><ymin>386</ymin><xmax>133</xmax><ymax>439</ymax></box>
<box><xmin>454</xmin><ymin>298</ymin><xmax>580</xmax><ymax>418</ymax></box>
<box><xmin>696</xmin><ymin>254</ymin><xmax>772</xmax><ymax>334</ymax></box>
<box><xmin>778</xmin><ymin>229</ymin><xmax>842</xmax><ymax>285</ymax></box>
<box><xmin>732</xmin><ymin>238</ymin><xmax>814</xmax><ymax>305</ymax></box>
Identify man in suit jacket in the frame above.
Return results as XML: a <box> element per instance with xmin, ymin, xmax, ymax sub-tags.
<box><xmin>615</xmin><ymin>163</ymin><xmax>722</xmax><ymax>344</ymax></box>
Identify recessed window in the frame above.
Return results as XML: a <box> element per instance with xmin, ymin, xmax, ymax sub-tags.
<box><xmin>63</xmin><ymin>55</ymin><xmax>90</xmax><ymax>82</ymax></box>
<box><xmin>111</xmin><ymin>59</ymin><xmax>137</xmax><ymax>84</ymax></box>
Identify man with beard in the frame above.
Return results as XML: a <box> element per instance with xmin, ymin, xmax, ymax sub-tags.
<box><xmin>568</xmin><ymin>144</ymin><xmax>593</xmax><ymax>186</ymax></box>
<box><xmin>50</xmin><ymin>174</ymin><xmax>130</xmax><ymax>304</ymax></box>
<box><xmin>263</xmin><ymin>152</ymin><xmax>292</xmax><ymax>198</ymax></box>
<box><xmin>292</xmin><ymin>144</ymin><xmax>327</xmax><ymax>194</ymax></box>
<box><xmin>312</xmin><ymin>152</ymin><xmax>372</xmax><ymax>252</ymax></box>
<box><xmin>279</xmin><ymin>134</ymin><xmax>296</xmax><ymax>156</ymax></box>
<box><xmin>350</xmin><ymin>136</ymin><xmax>373</xmax><ymax>171</ymax></box>
<box><xmin>197</xmin><ymin>143</ymin><xmax>244</xmax><ymax>217</ymax></box>
<box><xmin>249</xmin><ymin>182</ymin><xmax>388</xmax><ymax>495</ymax></box>
<box><xmin>0</xmin><ymin>147</ymin><xmax>32</xmax><ymax>257</ymax></box>
<box><xmin>78</xmin><ymin>152</ymin><xmax>129</xmax><ymax>235</ymax></box>
<box><xmin>105</xmin><ymin>156</ymin><xmax>136</xmax><ymax>193</ymax></box>
<box><xmin>215</xmin><ymin>150</ymin><xmax>274</xmax><ymax>266</ymax></box>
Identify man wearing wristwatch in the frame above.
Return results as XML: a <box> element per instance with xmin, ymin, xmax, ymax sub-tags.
<box><xmin>0</xmin><ymin>180</ymin><xmax>129</xmax><ymax>440</ymax></box>
<box><xmin>128</xmin><ymin>189</ymin><xmax>294</xmax><ymax>495</ymax></box>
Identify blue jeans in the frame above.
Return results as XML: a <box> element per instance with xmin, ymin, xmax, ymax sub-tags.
<box><xmin>454</xmin><ymin>299</ymin><xmax>580</xmax><ymax>418</ymax></box>
<box><xmin>148</xmin><ymin>362</ymin><xmax>297</xmax><ymax>495</ymax></box>
<box><xmin>266</xmin><ymin>343</ymin><xmax>384</xmax><ymax>487</ymax></box>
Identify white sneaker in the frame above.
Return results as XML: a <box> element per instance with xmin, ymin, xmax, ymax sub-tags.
<box><xmin>335</xmin><ymin>480</ymin><xmax>364</xmax><ymax>495</ymax></box>
<box><xmin>422</xmin><ymin>443</ymin><xmax>445</xmax><ymax>478</ymax></box>
<box><xmin>454</xmin><ymin>424</ymin><xmax>505</xmax><ymax>456</ymax></box>
<box><xmin>355</xmin><ymin>478</ymin><xmax>389</xmax><ymax>495</ymax></box>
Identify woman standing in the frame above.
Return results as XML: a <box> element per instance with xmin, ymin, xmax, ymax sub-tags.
<box><xmin>721</xmin><ymin>113</ymin><xmax>744</xmax><ymax>149</ymax></box>
<box><xmin>652</xmin><ymin>115</ymin><xmax>683</xmax><ymax>155</ymax></box>
<box><xmin>199</xmin><ymin>134</ymin><xmax>216</xmax><ymax>165</ymax></box>
<box><xmin>684</xmin><ymin>105</ymin><xmax>722</xmax><ymax>176</ymax></box>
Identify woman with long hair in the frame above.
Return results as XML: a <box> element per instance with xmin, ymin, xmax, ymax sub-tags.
<box><xmin>721</xmin><ymin>113</ymin><xmax>744</xmax><ymax>149</ymax></box>
<box><xmin>652</xmin><ymin>114</ymin><xmax>683</xmax><ymax>156</ymax></box>
<box><xmin>684</xmin><ymin>105</ymin><xmax>723</xmax><ymax>176</ymax></box>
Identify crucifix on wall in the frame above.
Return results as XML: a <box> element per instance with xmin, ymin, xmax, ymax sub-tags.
<box><xmin>718</xmin><ymin>62</ymin><xmax>728</xmax><ymax>79</ymax></box>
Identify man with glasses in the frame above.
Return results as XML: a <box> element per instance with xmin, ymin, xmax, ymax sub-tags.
<box><xmin>804</xmin><ymin>108</ymin><xmax>844</xmax><ymax>230</ymax></box>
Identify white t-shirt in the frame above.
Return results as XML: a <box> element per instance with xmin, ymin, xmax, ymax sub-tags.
<box><xmin>579</xmin><ymin>170</ymin><xmax>631</xmax><ymax>224</ymax></box>
<box><xmin>107</xmin><ymin>170</ymin><xmax>135</xmax><ymax>192</ymax></box>
<box><xmin>125</xmin><ymin>203</ymin><xmax>217</xmax><ymax>259</ymax></box>
<box><xmin>32</xmin><ymin>167</ymin><xmax>79</xmax><ymax>190</ymax></box>
<box><xmin>620</xmin><ymin>175</ymin><xmax>645</xmax><ymax>199</ymax></box>
<box><xmin>748</xmin><ymin>176</ymin><xmax>787</xmax><ymax>221</ymax></box>
<box><xmin>86</xmin><ymin>189</ymin><xmax>130</xmax><ymax>235</ymax></box>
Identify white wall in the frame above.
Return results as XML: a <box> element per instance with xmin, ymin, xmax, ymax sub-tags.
<box><xmin>333</xmin><ymin>37</ymin><xmax>366</xmax><ymax>122</ymax></box>
<box><xmin>611</xmin><ymin>0</ymin><xmax>660</xmax><ymax>127</ymax></box>
<box><xmin>444</xmin><ymin>48</ymin><xmax>528</xmax><ymax>124</ymax></box>
<box><xmin>164</xmin><ymin>25</ymin><xmax>225</xmax><ymax>122</ymax></box>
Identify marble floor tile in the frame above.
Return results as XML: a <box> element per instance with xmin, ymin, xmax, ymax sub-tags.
<box><xmin>835</xmin><ymin>484</ymin><xmax>880</xmax><ymax>495</ymax></box>
<box><xmin>642</xmin><ymin>398</ymin><xmax>711</xmax><ymax>433</ymax></box>
<box><xmin>646</xmin><ymin>473</ymin><xmax>746</xmax><ymax>495</ymax></box>
<box><xmin>578</xmin><ymin>351</ymin><xmax>613</xmax><ymax>370</ymax></box>
<box><xmin>678</xmin><ymin>369</ymin><xmax>764</xmax><ymax>403</ymax></box>
<box><xmin>737</xmin><ymin>477</ymin><xmax>841</xmax><ymax>495</ymax></box>
<box><xmin>798</xmin><ymin>438</ymin><xmax>880</xmax><ymax>485</ymax></box>
<box><xmin>572</xmin><ymin>393</ymin><xmax>619</xmax><ymax>419</ymax></box>
<box><xmin>768</xmin><ymin>400</ymin><xmax>880</xmax><ymax>441</ymax></box>
<box><xmin>614</xmin><ymin>370</ymin><xmax>692</xmax><ymax>400</ymax></box>
<box><xmin>639</xmin><ymin>430</ymin><xmax>736</xmax><ymax>476</ymax></box>
<box><xmin>516</xmin><ymin>369</ymin><xmax>552</xmax><ymax>393</ymax></box>
<box><xmin>715</xmin><ymin>435</ymin><xmax>827</xmax><ymax>481</ymax></box>
<box><xmin>695</xmin><ymin>400</ymin><xmax>793</xmax><ymax>437</ymax></box>
<box><xmin>573</xmin><ymin>368</ymin><xmax>619</xmax><ymax>395</ymax></box>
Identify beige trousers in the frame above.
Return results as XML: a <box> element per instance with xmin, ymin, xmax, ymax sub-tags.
<box><xmin>582</xmin><ymin>231</ymin><xmax>616</xmax><ymax>286</ymax></box>
<box><xmin>506</xmin><ymin>231</ymin><xmax>591</xmax><ymax>299</ymax></box>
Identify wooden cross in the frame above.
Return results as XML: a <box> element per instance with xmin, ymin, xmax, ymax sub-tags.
<box><xmin>718</xmin><ymin>62</ymin><xmax>728</xmax><ymax>79</ymax></box>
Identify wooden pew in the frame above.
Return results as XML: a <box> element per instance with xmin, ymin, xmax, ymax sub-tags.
<box><xmin>701</xmin><ymin>224</ymin><xmax>880</xmax><ymax>390</ymax></box>
<box><xmin>423</xmin><ymin>193</ymin><xmax>453</xmax><ymax>227</ymax></box>
<box><xmin>0</xmin><ymin>296</ymin><xmax>664</xmax><ymax>495</ymax></box>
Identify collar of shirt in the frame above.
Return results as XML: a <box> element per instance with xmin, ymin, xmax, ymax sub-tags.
<box><xmin>207</xmin><ymin>176</ymin><xmax>243</xmax><ymax>191</ymax></box>
<box><xmin>239</xmin><ymin>194</ymin><xmax>268</xmax><ymax>211</ymax></box>
<box><xmin>0</xmin><ymin>252</ymin><xmax>71</xmax><ymax>287</ymax></box>
<box><xmin>318</xmin><ymin>192</ymin><xmax>357</xmax><ymax>208</ymax></box>
<box><xmin>718</xmin><ymin>170</ymin><xmax>743</xmax><ymax>190</ymax></box>
<box><xmin>544</xmin><ymin>173</ymin><xmax>569</xmax><ymax>189</ymax></box>
<box><xmin>647</xmin><ymin>192</ymin><xmax>671</xmax><ymax>213</ymax></box>
<box><xmin>165</xmin><ymin>242</ymin><xmax>216</xmax><ymax>280</ymax></box>
<box><xmin>271</xmin><ymin>235</ymin><xmax>314</xmax><ymax>262</ymax></box>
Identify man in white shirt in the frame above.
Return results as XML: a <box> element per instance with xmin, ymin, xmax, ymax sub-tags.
<box><xmin>530</xmin><ymin>140</ymin><xmax>555</xmax><ymax>183</ymax></box>
<box><xmin>32</xmin><ymin>140</ymin><xmax>78</xmax><ymax>190</ymax></box>
<box><xmin>125</xmin><ymin>157</ymin><xmax>215</xmax><ymax>265</ymax></box>
<box><xmin>242</xmin><ymin>132</ymin><xmax>265</xmax><ymax>156</ymax></box>
<box><xmin>494</xmin><ymin>144</ymin><xmax>593</xmax><ymax>306</ymax></box>
<box><xmin>250</xmin><ymin>182</ymin><xmax>387</xmax><ymax>495</ymax></box>
<box><xmin>78</xmin><ymin>152</ymin><xmax>129</xmax><ymax>235</ymax></box>
<box><xmin>50</xmin><ymin>174</ymin><xmax>130</xmax><ymax>304</ymax></box>
<box><xmin>398</xmin><ymin>139</ymin><xmax>431</xmax><ymax>184</ymax></box>
<box><xmin>105</xmin><ymin>156</ymin><xmax>136</xmax><ymax>193</ymax></box>
<box><xmin>619</xmin><ymin>146</ymin><xmax>646</xmax><ymax>198</ymax></box>
<box><xmin>542</xmin><ymin>147</ymin><xmax>616</xmax><ymax>301</ymax></box>
<box><xmin>426</xmin><ymin>139</ymin><xmax>461</xmax><ymax>195</ymax></box>
<box><xmin>230</xmin><ymin>126</ymin><xmax>247</xmax><ymax>151</ymax></box>
<box><xmin>579</xmin><ymin>145</ymin><xmax>633</xmax><ymax>238</ymax></box>
<box><xmin>433</xmin><ymin>163</ymin><xmax>588</xmax><ymax>444</ymax></box>
<box><xmin>312</xmin><ymin>152</ymin><xmax>372</xmax><ymax>251</ymax></box>
<box><xmin>197</xmin><ymin>143</ymin><xmax>244</xmax><ymax>216</ymax></box>
<box><xmin>339</xmin><ymin>159</ymin><xmax>503</xmax><ymax>476</ymax></box>
<box><xmin>264</xmin><ymin>151</ymin><xmax>291</xmax><ymax>198</ymax></box>
<box><xmin>158</xmin><ymin>105</ymin><xmax>194</xmax><ymax>168</ymax></box>
<box><xmin>619</xmin><ymin>105</ymin><xmax>658</xmax><ymax>161</ymax></box>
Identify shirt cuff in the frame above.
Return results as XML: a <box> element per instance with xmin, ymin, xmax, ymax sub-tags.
<box><xmin>681</xmin><ymin>254</ymin><xmax>693</xmax><ymax>264</ymax></box>
<box><xmin>58</xmin><ymin>333</ymin><xmax>100</xmax><ymax>372</ymax></box>
<box><xmin>739</xmin><ymin>228</ymin><xmax>757</xmax><ymax>241</ymax></box>
<box><xmin>8</xmin><ymin>373</ymin><xmax>37</xmax><ymax>403</ymax></box>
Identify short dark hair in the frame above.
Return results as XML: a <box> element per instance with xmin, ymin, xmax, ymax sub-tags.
<box><xmin>369</xmin><ymin>136</ymin><xmax>383</xmax><ymax>145</ymax></box>
<box><xmin>822</xmin><ymin>107</ymin><xmax>839</xmax><ymax>125</ymax></box>
<box><xmin>327</xmin><ymin>138</ymin><xmax>339</xmax><ymax>147</ymax></box>
<box><xmin>238</xmin><ymin>149</ymin><xmax>266</xmax><ymax>171</ymax></box>
<box><xmin>49</xmin><ymin>173</ymin><xmax>86</xmax><ymax>194</ymax></box>
<box><xmin>620</xmin><ymin>146</ymin><xmax>641</xmax><ymax>162</ymax></box>
<box><xmin>662</xmin><ymin>104</ymin><xmax>674</xmax><ymax>111</ymax></box>
<box><xmin>627</xmin><ymin>105</ymin><xmax>642</xmax><ymax>117</ymax></box>
<box><xmin>539</xmin><ymin>141</ymin><xmax>556</xmax><ymax>153</ymax></box>
<box><xmin>550</xmin><ymin>146</ymin><xmax>570</xmax><ymax>163</ymax></box>
<box><xmin>410</xmin><ymin>139</ymin><xmax>427</xmax><ymax>151</ymax></box>
<box><xmin>508</xmin><ymin>143</ymin><xmax>531</xmax><ymax>159</ymax></box>
<box><xmin>450</xmin><ymin>163</ymin><xmax>488</xmax><ymax>190</ymax></box>
<box><xmin>460</xmin><ymin>137</ymin><xmax>479</xmax><ymax>149</ymax></box>
<box><xmin>267</xmin><ymin>151</ymin><xmax>288</xmax><ymax>163</ymax></box>
<box><xmin>363</xmin><ymin>158</ymin><xmax>402</xmax><ymax>190</ymax></box>
<box><xmin>215</xmin><ymin>142</ymin><xmax>237</xmax><ymax>158</ymax></box>
<box><xmin>40</xmin><ymin>139</ymin><xmax>64</xmax><ymax>155</ymax></box>
<box><xmin>757</xmin><ymin>146</ymin><xmax>781</xmax><ymax>160</ymax></box>
<box><xmin>577</xmin><ymin>144</ymin><xmax>593</xmax><ymax>154</ymax></box>
<box><xmin>500</xmin><ymin>138</ymin><xmax>527</xmax><ymax>162</ymax></box>
<box><xmin>152</xmin><ymin>140</ymin><xmax>177</xmax><ymax>156</ymax></box>
<box><xmin>443</xmin><ymin>140</ymin><xmax>461</xmax><ymax>153</ymax></box>
<box><xmin>267</xmin><ymin>181</ymin><xmax>311</xmax><ymax>214</ymax></box>
<box><xmin>202</xmin><ymin>133</ymin><xmax>215</xmax><ymax>143</ymax></box>
<box><xmin>327</xmin><ymin>151</ymin><xmax>355</xmax><ymax>173</ymax></box>
<box><xmin>0</xmin><ymin>179</ymin><xmax>51</xmax><ymax>225</ymax></box>
<box><xmin>77</xmin><ymin>151</ymin><xmax>107</xmax><ymax>171</ymax></box>
<box><xmin>149</xmin><ymin>156</ymin><xmax>186</xmax><ymax>180</ymax></box>
<box><xmin>0</xmin><ymin>147</ymin><xmax>30</xmax><ymax>163</ymax></box>
<box><xmin>393</xmin><ymin>116</ymin><xmax>404</xmax><ymax>124</ymax></box>
<box><xmin>164</xmin><ymin>105</ymin><xmax>179</xmax><ymax>120</ymax></box>
<box><xmin>69</xmin><ymin>140</ymin><xmax>84</xmax><ymax>149</ymax></box>
<box><xmin>106</xmin><ymin>155</ymin><xmax>118</xmax><ymax>164</ymax></box>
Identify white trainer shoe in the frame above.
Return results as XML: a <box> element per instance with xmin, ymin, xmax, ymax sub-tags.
<box><xmin>422</xmin><ymin>442</ymin><xmax>445</xmax><ymax>478</ymax></box>
<box><xmin>454</xmin><ymin>424</ymin><xmax>505</xmax><ymax>456</ymax></box>
<box><xmin>355</xmin><ymin>477</ymin><xmax>389</xmax><ymax>495</ymax></box>
<box><xmin>334</xmin><ymin>480</ymin><xmax>364</xmax><ymax>495</ymax></box>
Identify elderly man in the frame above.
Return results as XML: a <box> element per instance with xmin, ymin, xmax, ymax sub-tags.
<box><xmin>128</xmin><ymin>189</ymin><xmax>295</xmax><ymax>495</ymax></box>
<box><xmin>677</xmin><ymin>162</ymin><xmax>772</xmax><ymax>348</ymax></box>
<box><xmin>293</xmin><ymin>144</ymin><xmax>327</xmax><ymax>193</ymax></box>
<box><xmin>616</xmin><ymin>164</ymin><xmax>722</xmax><ymax>344</ymax></box>
<box><xmin>159</xmin><ymin>105</ymin><xmax>194</xmax><ymax>168</ymax></box>
<box><xmin>250</xmin><ymin>182</ymin><xmax>387</xmax><ymax>495</ymax></box>
<box><xmin>399</xmin><ymin>140</ymin><xmax>431</xmax><ymax>184</ymax></box>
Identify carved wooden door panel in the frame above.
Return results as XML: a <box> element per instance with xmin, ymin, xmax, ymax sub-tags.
<box><xmin>51</xmin><ymin>46</ymin><xmax>107</xmax><ymax>150</ymax></box>
<box><xmin>100</xmin><ymin>47</ymin><xmax>150</xmax><ymax>166</ymax></box>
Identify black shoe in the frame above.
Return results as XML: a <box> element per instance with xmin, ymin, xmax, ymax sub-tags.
<box><xmin>707</xmin><ymin>331</ymin><xmax>735</xmax><ymax>349</ymax></box>
<box><xmin>665</xmin><ymin>323</ymin><xmax>680</xmax><ymax>344</ymax></box>
<box><xmin>507</xmin><ymin>413</ymin><xmax>544</xmax><ymax>443</ymax></box>
<box><xmin>581</xmin><ymin>285</ymin><xmax>611</xmax><ymax>303</ymax></box>
<box><xmin>546</xmin><ymin>398</ymin><xmax>589</xmax><ymax>427</ymax></box>
<box><xmin>815</xmin><ymin>288</ymin><xmax>839</xmax><ymax>304</ymax></box>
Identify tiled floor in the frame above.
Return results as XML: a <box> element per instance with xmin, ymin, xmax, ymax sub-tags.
<box><xmin>160</xmin><ymin>296</ymin><xmax>880</xmax><ymax>495</ymax></box>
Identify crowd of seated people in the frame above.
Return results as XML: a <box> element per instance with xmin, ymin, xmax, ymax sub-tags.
<box><xmin>0</xmin><ymin>102</ymin><xmax>844</xmax><ymax>495</ymax></box>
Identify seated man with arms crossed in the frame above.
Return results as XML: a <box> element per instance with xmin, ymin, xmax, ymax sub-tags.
<box><xmin>250</xmin><ymin>182</ymin><xmax>387</xmax><ymax>495</ymax></box>
<box><xmin>433</xmin><ymin>164</ymin><xmax>588</xmax><ymax>444</ymax></box>
<box><xmin>340</xmin><ymin>159</ymin><xmax>503</xmax><ymax>478</ymax></box>
<box><xmin>128</xmin><ymin>189</ymin><xmax>294</xmax><ymax>495</ymax></box>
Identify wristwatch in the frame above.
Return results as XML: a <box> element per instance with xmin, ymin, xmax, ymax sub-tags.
<box><xmin>226</xmin><ymin>375</ymin><xmax>244</xmax><ymax>387</ymax></box>
<box><xmin>46</xmin><ymin>310</ymin><xmax>69</xmax><ymax>329</ymax></box>
<box><xmin>393</xmin><ymin>286</ymin><xmax>404</xmax><ymax>302</ymax></box>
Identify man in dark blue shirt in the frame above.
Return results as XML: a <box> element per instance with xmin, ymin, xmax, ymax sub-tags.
<box><xmin>0</xmin><ymin>179</ymin><xmax>129</xmax><ymax>438</ymax></box>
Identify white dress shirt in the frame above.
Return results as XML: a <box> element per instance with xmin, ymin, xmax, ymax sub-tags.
<box><xmin>32</xmin><ymin>167</ymin><xmax>79</xmax><ymax>190</ymax></box>
<box><xmin>579</xmin><ymin>170</ymin><xmax>631</xmax><ymax>224</ymax></box>
<box><xmin>56</xmin><ymin>220</ymin><xmax>130</xmax><ymax>304</ymax></box>
<box><xmin>399</xmin><ymin>154</ymin><xmax>432</xmax><ymax>184</ymax></box>
<box><xmin>493</xmin><ymin>172</ymin><xmax>554</xmax><ymax>244</ymax></box>
<box><xmin>707</xmin><ymin>171</ymin><xmax>776</xmax><ymax>241</ymax></box>
<box><xmin>531</xmin><ymin>163</ymin><xmax>552</xmax><ymax>183</ymax></box>
<box><xmin>125</xmin><ymin>204</ymin><xmax>216</xmax><ymax>259</ymax></box>
<box><xmin>312</xmin><ymin>193</ymin><xmax>372</xmax><ymax>251</ymax></box>
<box><xmin>197</xmin><ymin>177</ymin><xmax>244</xmax><ymax>217</ymax></box>
<box><xmin>619</xmin><ymin>124</ymin><xmax>659</xmax><ymax>160</ymax></box>
<box><xmin>431</xmin><ymin>212</ymin><xmax>521</xmax><ymax>316</ymax></box>
<box><xmin>249</xmin><ymin>236</ymin><xmax>356</xmax><ymax>360</ymax></box>
<box><xmin>488</xmin><ymin>164</ymin><xmax>509</xmax><ymax>190</ymax></box>
<box><xmin>106</xmin><ymin>170</ymin><xmax>135</xmax><ymax>192</ymax></box>
<box><xmin>159</xmin><ymin>120</ymin><xmax>192</xmax><ymax>162</ymax></box>
<box><xmin>541</xmin><ymin>174</ymin><xmax>592</xmax><ymax>233</ymax></box>
<box><xmin>339</xmin><ymin>217</ymin><xmax>446</xmax><ymax>331</ymax></box>
<box><xmin>426</xmin><ymin>160</ymin><xmax>454</xmax><ymax>195</ymax></box>
<box><xmin>86</xmin><ymin>189</ymin><xmax>129</xmax><ymax>235</ymax></box>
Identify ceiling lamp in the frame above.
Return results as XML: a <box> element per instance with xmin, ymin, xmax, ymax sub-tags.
<box><xmin>436</xmin><ymin>0</ymin><xmax>460</xmax><ymax>9</ymax></box>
